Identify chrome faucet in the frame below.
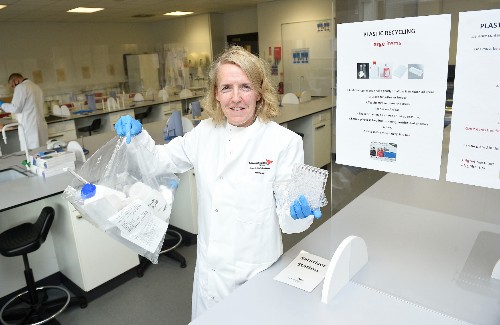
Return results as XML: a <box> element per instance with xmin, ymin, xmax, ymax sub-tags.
<box><xmin>2</xmin><ymin>122</ymin><xmax>31</xmax><ymax>170</ymax></box>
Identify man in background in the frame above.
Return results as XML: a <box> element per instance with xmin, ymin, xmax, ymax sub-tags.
<box><xmin>0</xmin><ymin>73</ymin><xmax>48</xmax><ymax>150</ymax></box>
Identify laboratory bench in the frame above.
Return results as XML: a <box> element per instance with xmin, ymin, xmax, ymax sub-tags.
<box><xmin>190</xmin><ymin>127</ymin><xmax>500</xmax><ymax>325</ymax></box>
<box><xmin>0</xmin><ymin>94</ymin><xmax>203</xmax><ymax>155</ymax></box>
<box><xmin>0</xmin><ymin>96</ymin><xmax>335</xmax><ymax>305</ymax></box>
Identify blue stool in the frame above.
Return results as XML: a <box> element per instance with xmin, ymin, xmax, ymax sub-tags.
<box><xmin>0</xmin><ymin>207</ymin><xmax>87</xmax><ymax>324</ymax></box>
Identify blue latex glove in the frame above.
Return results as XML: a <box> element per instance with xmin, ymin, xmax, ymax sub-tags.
<box><xmin>114</xmin><ymin>115</ymin><xmax>142</xmax><ymax>144</ymax></box>
<box><xmin>0</xmin><ymin>100</ymin><xmax>4</xmax><ymax>106</ymax></box>
<box><xmin>290</xmin><ymin>195</ymin><xmax>322</xmax><ymax>219</ymax></box>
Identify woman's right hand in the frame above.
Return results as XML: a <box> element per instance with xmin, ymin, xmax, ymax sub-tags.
<box><xmin>114</xmin><ymin>115</ymin><xmax>142</xmax><ymax>144</ymax></box>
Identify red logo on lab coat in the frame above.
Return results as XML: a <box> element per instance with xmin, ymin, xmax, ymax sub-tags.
<box><xmin>266</xmin><ymin>159</ymin><xmax>273</xmax><ymax>165</ymax></box>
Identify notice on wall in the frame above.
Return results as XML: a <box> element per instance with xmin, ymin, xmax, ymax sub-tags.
<box><xmin>336</xmin><ymin>15</ymin><xmax>451</xmax><ymax>180</ymax></box>
<box><xmin>446</xmin><ymin>9</ymin><xmax>500</xmax><ymax>189</ymax></box>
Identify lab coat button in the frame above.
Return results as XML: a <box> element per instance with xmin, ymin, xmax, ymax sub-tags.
<box><xmin>215</xmin><ymin>209</ymin><xmax>218</xmax><ymax>212</ymax></box>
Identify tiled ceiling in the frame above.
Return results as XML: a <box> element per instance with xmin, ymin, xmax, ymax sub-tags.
<box><xmin>0</xmin><ymin>0</ymin><xmax>274</xmax><ymax>23</ymax></box>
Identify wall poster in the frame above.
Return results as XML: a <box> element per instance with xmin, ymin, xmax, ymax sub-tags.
<box><xmin>336</xmin><ymin>15</ymin><xmax>451</xmax><ymax>180</ymax></box>
<box><xmin>446</xmin><ymin>9</ymin><xmax>500</xmax><ymax>190</ymax></box>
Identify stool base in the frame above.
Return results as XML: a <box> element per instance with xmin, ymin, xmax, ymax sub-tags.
<box><xmin>0</xmin><ymin>286</ymin><xmax>70</xmax><ymax>325</ymax></box>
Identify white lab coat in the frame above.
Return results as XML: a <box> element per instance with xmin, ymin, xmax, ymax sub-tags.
<box><xmin>137</xmin><ymin>118</ymin><xmax>314</xmax><ymax>319</ymax></box>
<box><xmin>1</xmin><ymin>79</ymin><xmax>48</xmax><ymax>150</ymax></box>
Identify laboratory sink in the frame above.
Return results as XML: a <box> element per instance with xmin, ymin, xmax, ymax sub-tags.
<box><xmin>0</xmin><ymin>167</ymin><xmax>29</xmax><ymax>184</ymax></box>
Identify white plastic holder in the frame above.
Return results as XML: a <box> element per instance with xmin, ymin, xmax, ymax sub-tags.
<box><xmin>179</xmin><ymin>88</ymin><xmax>193</xmax><ymax>99</ymax></box>
<box><xmin>321</xmin><ymin>235</ymin><xmax>368</xmax><ymax>304</ymax></box>
<box><xmin>281</xmin><ymin>93</ymin><xmax>299</xmax><ymax>104</ymax></box>
<box><xmin>300</xmin><ymin>91</ymin><xmax>312</xmax><ymax>103</ymax></box>
<box><xmin>492</xmin><ymin>259</ymin><xmax>500</xmax><ymax>280</ymax></box>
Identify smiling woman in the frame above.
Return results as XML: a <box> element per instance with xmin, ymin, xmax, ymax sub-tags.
<box><xmin>202</xmin><ymin>46</ymin><xmax>279</xmax><ymax>126</ymax></box>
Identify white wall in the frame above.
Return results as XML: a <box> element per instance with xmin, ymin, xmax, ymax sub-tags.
<box><xmin>257</xmin><ymin>0</ymin><xmax>334</xmax><ymax>84</ymax></box>
<box><xmin>224</xmin><ymin>8</ymin><xmax>258</xmax><ymax>36</ymax></box>
<box><xmin>0</xmin><ymin>22</ymin><xmax>156</xmax><ymax>97</ymax></box>
<box><xmin>258</xmin><ymin>0</ymin><xmax>334</xmax><ymax>57</ymax></box>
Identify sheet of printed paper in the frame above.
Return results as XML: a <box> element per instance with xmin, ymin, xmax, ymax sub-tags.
<box><xmin>336</xmin><ymin>15</ymin><xmax>451</xmax><ymax>179</ymax></box>
<box><xmin>274</xmin><ymin>250</ymin><xmax>330</xmax><ymax>292</ymax></box>
<box><xmin>446</xmin><ymin>9</ymin><xmax>500</xmax><ymax>189</ymax></box>
<box><xmin>108</xmin><ymin>200</ymin><xmax>168</xmax><ymax>253</ymax></box>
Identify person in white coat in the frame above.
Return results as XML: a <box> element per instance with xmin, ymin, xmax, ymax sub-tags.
<box><xmin>115</xmin><ymin>46</ymin><xmax>321</xmax><ymax>320</ymax></box>
<box><xmin>0</xmin><ymin>73</ymin><xmax>48</xmax><ymax>150</ymax></box>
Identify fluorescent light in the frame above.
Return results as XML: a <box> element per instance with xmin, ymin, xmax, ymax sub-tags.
<box><xmin>164</xmin><ymin>11</ymin><xmax>193</xmax><ymax>16</ymax></box>
<box><xmin>67</xmin><ymin>7</ymin><xmax>104</xmax><ymax>13</ymax></box>
<box><xmin>0</xmin><ymin>5</ymin><xmax>7</xmax><ymax>10</ymax></box>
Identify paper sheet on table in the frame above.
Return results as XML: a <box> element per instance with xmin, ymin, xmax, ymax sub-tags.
<box><xmin>108</xmin><ymin>200</ymin><xmax>168</xmax><ymax>254</ymax></box>
<box><xmin>274</xmin><ymin>250</ymin><xmax>330</xmax><ymax>292</ymax></box>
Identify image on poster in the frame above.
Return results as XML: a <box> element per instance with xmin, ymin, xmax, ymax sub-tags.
<box><xmin>446</xmin><ymin>9</ymin><xmax>500</xmax><ymax>190</ymax></box>
<box><xmin>336</xmin><ymin>15</ymin><xmax>451</xmax><ymax>180</ymax></box>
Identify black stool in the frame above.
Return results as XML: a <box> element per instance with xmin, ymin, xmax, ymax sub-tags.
<box><xmin>77</xmin><ymin>118</ymin><xmax>101</xmax><ymax>136</ymax></box>
<box><xmin>0</xmin><ymin>207</ymin><xmax>87</xmax><ymax>324</ymax></box>
<box><xmin>137</xmin><ymin>229</ymin><xmax>187</xmax><ymax>277</ymax></box>
<box><xmin>134</xmin><ymin>106</ymin><xmax>152</xmax><ymax>124</ymax></box>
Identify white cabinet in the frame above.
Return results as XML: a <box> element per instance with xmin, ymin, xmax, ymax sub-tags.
<box><xmin>48</xmin><ymin>196</ymin><xmax>138</xmax><ymax>292</ymax></box>
<box><xmin>170</xmin><ymin>170</ymin><xmax>198</xmax><ymax>234</ymax></box>
<box><xmin>287</xmin><ymin>110</ymin><xmax>332</xmax><ymax>168</ymax></box>
<box><xmin>47</xmin><ymin>120</ymin><xmax>77</xmax><ymax>142</ymax></box>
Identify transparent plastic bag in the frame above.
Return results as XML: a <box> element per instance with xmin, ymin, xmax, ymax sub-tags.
<box><xmin>62</xmin><ymin>136</ymin><xmax>179</xmax><ymax>264</ymax></box>
<box><xmin>274</xmin><ymin>163</ymin><xmax>329</xmax><ymax>212</ymax></box>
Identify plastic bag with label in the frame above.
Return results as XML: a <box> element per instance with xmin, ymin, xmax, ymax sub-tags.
<box><xmin>62</xmin><ymin>136</ymin><xmax>179</xmax><ymax>264</ymax></box>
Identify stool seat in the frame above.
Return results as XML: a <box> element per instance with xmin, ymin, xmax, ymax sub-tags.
<box><xmin>0</xmin><ymin>207</ymin><xmax>53</xmax><ymax>257</ymax></box>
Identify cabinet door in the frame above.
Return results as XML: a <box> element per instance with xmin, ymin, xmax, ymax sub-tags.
<box><xmin>313</xmin><ymin>119</ymin><xmax>331</xmax><ymax>168</ymax></box>
<box><xmin>170</xmin><ymin>170</ymin><xmax>198</xmax><ymax>234</ymax></box>
<box><xmin>48</xmin><ymin>120</ymin><xmax>77</xmax><ymax>142</ymax></box>
<box><xmin>68</xmin><ymin>203</ymin><xmax>138</xmax><ymax>291</ymax></box>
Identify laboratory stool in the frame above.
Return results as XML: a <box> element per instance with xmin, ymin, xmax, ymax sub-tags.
<box><xmin>137</xmin><ymin>229</ymin><xmax>187</xmax><ymax>278</ymax></box>
<box><xmin>0</xmin><ymin>207</ymin><xmax>87</xmax><ymax>325</ymax></box>
<box><xmin>77</xmin><ymin>118</ymin><xmax>101</xmax><ymax>136</ymax></box>
<box><xmin>134</xmin><ymin>106</ymin><xmax>152</xmax><ymax>124</ymax></box>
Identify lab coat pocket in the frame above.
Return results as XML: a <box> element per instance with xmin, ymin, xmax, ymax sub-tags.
<box><xmin>233</xmin><ymin>180</ymin><xmax>274</xmax><ymax>225</ymax></box>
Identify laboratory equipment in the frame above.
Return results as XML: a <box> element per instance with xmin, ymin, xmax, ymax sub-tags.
<box><xmin>163</xmin><ymin>110</ymin><xmax>183</xmax><ymax>141</ymax></box>
<box><xmin>2</xmin><ymin>122</ymin><xmax>30</xmax><ymax>170</ymax></box>
<box><xmin>190</xmin><ymin>101</ymin><xmax>201</xmax><ymax>119</ymax></box>
<box><xmin>85</xmin><ymin>94</ymin><xmax>96</xmax><ymax>110</ymax></box>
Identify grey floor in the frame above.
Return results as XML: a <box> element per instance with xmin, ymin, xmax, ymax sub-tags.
<box><xmin>57</xmin><ymin>161</ymin><xmax>385</xmax><ymax>325</ymax></box>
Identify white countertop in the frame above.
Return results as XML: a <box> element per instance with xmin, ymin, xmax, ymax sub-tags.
<box><xmin>190</xmin><ymin>126</ymin><xmax>500</xmax><ymax>325</ymax></box>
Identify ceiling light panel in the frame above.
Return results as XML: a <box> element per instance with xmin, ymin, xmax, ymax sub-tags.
<box><xmin>67</xmin><ymin>7</ymin><xmax>104</xmax><ymax>13</ymax></box>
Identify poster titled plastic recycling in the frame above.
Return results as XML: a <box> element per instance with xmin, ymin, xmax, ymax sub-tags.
<box><xmin>336</xmin><ymin>15</ymin><xmax>451</xmax><ymax>180</ymax></box>
<box><xmin>446</xmin><ymin>9</ymin><xmax>500</xmax><ymax>190</ymax></box>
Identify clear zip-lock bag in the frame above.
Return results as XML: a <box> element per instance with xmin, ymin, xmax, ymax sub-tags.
<box><xmin>274</xmin><ymin>163</ymin><xmax>329</xmax><ymax>214</ymax></box>
<box><xmin>63</xmin><ymin>136</ymin><xmax>179</xmax><ymax>264</ymax></box>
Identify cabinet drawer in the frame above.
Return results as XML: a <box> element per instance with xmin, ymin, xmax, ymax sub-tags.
<box><xmin>48</xmin><ymin>120</ymin><xmax>75</xmax><ymax>134</ymax></box>
<box><xmin>312</xmin><ymin>110</ymin><xmax>331</xmax><ymax>124</ymax></box>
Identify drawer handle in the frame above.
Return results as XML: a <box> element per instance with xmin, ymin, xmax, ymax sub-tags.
<box><xmin>315</xmin><ymin>124</ymin><xmax>326</xmax><ymax>130</ymax></box>
<box><xmin>48</xmin><ymin>134</ymin><xmax>64</xmax><ymax>139</ymax></box>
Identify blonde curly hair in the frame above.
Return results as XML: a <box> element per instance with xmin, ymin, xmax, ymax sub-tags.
<box><xmin>201</xmin><ymin>46</ymin><xmax>279</xmax><ymax>125</ymax></box>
